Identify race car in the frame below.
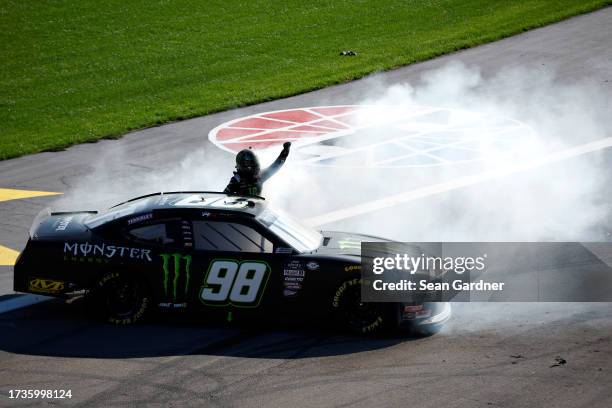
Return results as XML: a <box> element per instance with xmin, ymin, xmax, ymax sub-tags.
<box><xmin>14</xmin><ymin>192</ymin><xmax>450</xmax><ymax>334</ymax></box>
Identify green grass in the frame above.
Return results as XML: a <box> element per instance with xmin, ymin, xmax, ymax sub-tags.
<box><xmin>1</xmin><ymin>0</ymin><xmax>609</xmax><ymax>160</ymax></box>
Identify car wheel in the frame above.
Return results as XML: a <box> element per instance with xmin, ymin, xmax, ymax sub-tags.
<box><xmin>331</xmin><ymin>278</ymin><xmax>390</xmax><ymax>334</ymax></box>
<box><xmin>94</xmin><ymin>271</ymin><xmax>150</xmax><ymax>325</ymax></box>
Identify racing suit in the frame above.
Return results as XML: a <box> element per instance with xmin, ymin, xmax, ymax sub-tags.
<box><xmin>224</xmin><ymin>143</ymin><xmax>290</xmax><ymax>197</ymax></box>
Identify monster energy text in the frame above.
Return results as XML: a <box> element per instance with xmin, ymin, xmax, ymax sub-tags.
<box><xmin>64</xmin><ymin>242</ymin><xmax>152</xmax><ymax>261</ymax></box>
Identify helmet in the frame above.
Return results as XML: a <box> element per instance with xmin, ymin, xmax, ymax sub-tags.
<box><xmin>236</xmin><ymin>149</ymin><xmax>260</xmax><ymax>176</ymax></box>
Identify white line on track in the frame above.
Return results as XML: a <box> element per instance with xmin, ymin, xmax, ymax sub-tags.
<box><xmin>305</xmin><ymin>136</ymin><xmax>612</xmax><ymax>227</ymax></box>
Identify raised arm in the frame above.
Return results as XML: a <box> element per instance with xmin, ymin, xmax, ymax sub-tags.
<box><xmin>261</xmin><ymin>142</ymin><xmax>291</xmax><ymax>181</ymax></box>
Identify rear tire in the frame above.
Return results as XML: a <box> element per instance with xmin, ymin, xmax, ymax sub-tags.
<box><xmin>92</xmin><ymin>271</ymin><xmax>151</xmax><ymax>325</ymax></box>
<box><xmin>331</xmin><ymin>278</ymin><xmax>390</xmax><ymax>335</ymax></box>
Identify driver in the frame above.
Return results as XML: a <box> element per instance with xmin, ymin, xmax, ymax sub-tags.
<box><xmin>224</xmin><ymin>142</ymin><xmax>291</xmax><ymax>197</ymax></box>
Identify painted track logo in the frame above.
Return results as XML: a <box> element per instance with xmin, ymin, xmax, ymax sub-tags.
<box><xmin>208</xmin><ymin>105</ymin><xmax>535</xmax><ymax>168</ymax></box>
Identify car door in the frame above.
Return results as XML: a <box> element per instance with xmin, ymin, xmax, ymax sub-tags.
<box><xmin>122</xmin><ymin>216</ymin><xmax>193</xmax><ymax>307</ymax></box>
<box><xmin>190</xmin><ymin>217</ymin><xmax>288</xmax><ymax>320</ymax></box>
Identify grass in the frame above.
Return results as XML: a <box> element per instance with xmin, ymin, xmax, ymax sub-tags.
<box><xmin>0</xmin><ymin>0</ymin><xmax>609</xmax><ymax>160</ymax></box>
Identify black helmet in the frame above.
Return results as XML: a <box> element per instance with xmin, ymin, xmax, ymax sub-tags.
<box><xmin>236</xmin><ymin>148</ymin><xmax>260</xmax><ymax>176</ymax></box>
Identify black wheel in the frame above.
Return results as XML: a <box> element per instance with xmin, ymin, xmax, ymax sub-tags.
<box><xmin>93</xmin><ymin>271</ymin><xmax>151</xmax><ymax>325</ymax></box>
<box><xmin>331</xmin><ymin>278</ymin><xmax>390</xmax><ymax>334</ymax></box>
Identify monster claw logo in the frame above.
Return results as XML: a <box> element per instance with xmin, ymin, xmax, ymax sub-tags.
<box><xmin>161</xmin><ymin>253</ymin><xmax>192</xmax><ymax>301</ymax></box>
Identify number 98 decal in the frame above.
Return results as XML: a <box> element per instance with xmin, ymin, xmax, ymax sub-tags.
<box><xmin>200</xmin><ymin>260</ymin><xmax>270</xmax><ymax>307</ymax></box>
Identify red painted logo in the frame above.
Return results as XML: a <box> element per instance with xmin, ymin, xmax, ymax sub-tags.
<box><xmin>208</xmin><ymin>105</ymin><xmax>534</xmax><ymax>168</ymax></box>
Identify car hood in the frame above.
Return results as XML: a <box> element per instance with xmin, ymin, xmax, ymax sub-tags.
<box><xmin>312</xmin><ymin>231</ymin><xmax>425</xmax><ymax>259</ymax></box>
<box><xmin>313</xmin><ymin>231</ymin><xmax>393</xmax><ymax>256</ymax></box>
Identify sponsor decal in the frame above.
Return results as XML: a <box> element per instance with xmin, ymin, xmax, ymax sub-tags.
<box><xmin>158</xmin><ymin>302</ymin><xmax>188</xmax><ymax>309</ymax></box>
<box><xmin>283</xmin><ymin>260</ymin><xmax>305</xmax><ymax>295</ymax></box>
<box><xmin>338</xmin><ymin>238</ymin><xmax>360</xmax><ymax>250</ymax></box>
<box><xmin>401</xmin><ymin>309</ymin><xmax>432</xmax><ymax>320</ymax></box>
<box><xmin>306</xmin><ymin>261</ymin><xmax>319</xmax><ymax>270</ymax></box>
<box><xmin>283</xmin><ymin>269</ymin><xmax>305</xmax><ymax>277</ymax></box>
<box><xmin>402</xmin><ymin>305</ymin><xmax>423</xmax><ymax>320</ymax></box>
<box><xmin>161</xmin><ymin>253</ymin><xmax>192</xmax><ymax>301</ymax></box>
<box><xmin>284</xmin><ymin>260</ymin><xmax>305</xmax><ymax>274</ymax></box>
<box><xmin>416</xmin><ymin>309</ymin><xmax>432</xmax><ymax>318</ymax></box>
<box><xmin>63</xmin><ymin>242</ymin><xmax>152</xmax><ymax>262</ymax></box>
<box><xmin>28</xmin><ymin>277</ymin><xmax>65</xmax><ymax>294</ymax></box>
<box><xmin>283</xmin><ymin>289</ymin><xmax>297</xmax><ymax>297</ymax></box>
<box><xmin>55</xmin><ymin>216</ymin><xmax>73</xmax><ymax>231</ymax></box>
<box><xmin>283</xmin><ymin>281</ymin><xmax>302</xmax><ymax>290</ymax></box>
<box><xmin>127</xmin><ymin>213</ymin><xmax>153</xmax><ymax>225</ymax></box>
<box><xmin>181</xmin><ymin>220</ymin><xmax>193</xmax><ymax>248</ymax></box>
<box><xmin>344</xmin><ymin>265</ymin><xmax>361</xmax><ymax>272</ymax></box>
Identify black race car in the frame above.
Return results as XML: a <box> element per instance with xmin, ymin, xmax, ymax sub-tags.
<box><xmin>14</xmin><ymin>192</ymin><xmax>450</xmax><ymax>334</ymax></box>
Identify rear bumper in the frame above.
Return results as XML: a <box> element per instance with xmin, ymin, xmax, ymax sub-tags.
<box><xmin>13</xmin><ymin>241</ymin><xmax>76</xmax><ymax>297</ymax></box>
<box><xmin>13</xmin><ymin>250</ymin><xmax>28</xmax><ymax>293</ymax></box>
<box><xmin>412</xmin><ymin>302</ymin><xmax>452</xmax><ymax>327</ymax></box>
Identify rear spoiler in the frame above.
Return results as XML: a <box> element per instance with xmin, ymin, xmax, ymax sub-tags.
<box><xmin>29</xmin><ymin>210</ymin><xmax>98</xmax><ymax>237</ymax></box>
<box><xmin>50</xmin><ymin>211</ymin><xmax>98</xmax><ymax>215</ymax></box>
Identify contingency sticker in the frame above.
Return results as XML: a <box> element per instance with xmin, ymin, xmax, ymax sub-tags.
<box><xmin>283</xmin><ymin>260</ymin><xmax>305</xmax><ymax>296</ymax></box>
<box><xmin>28</xmin><ymin>277</ymin><xmax>65</xmax><ymax>294</ymax></box>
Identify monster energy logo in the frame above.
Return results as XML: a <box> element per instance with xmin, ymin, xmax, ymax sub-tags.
<box><xmin>161</xmin><ymin>253</ymin><xmax>192</xmax><ymax>300</ymax></box>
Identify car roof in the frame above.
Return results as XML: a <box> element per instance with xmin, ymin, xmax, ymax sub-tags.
<box><xmin>114</xmin><ymin>191</ymin><xmax>267</xmax><ymax>216</ymax></box>
<box><xmin>83</xmin><ymin>192</ymin><xmax>268</xmax><ymax>229</ymax></box>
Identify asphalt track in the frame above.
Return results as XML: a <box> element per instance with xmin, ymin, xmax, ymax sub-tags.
<box><xmin>1</xmin><ymin>8</ymin><xmax>612</xmax><ymax>408</ymax></box>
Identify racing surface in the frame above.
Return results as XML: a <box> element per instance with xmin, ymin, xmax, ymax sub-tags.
<box><xmin>1</xmin><ymin>301</ymin><xmax>611</xmax><ymax>407</ymax></box>
<box><xmin>1</xmin><ymin>8</ymin><xmax>612</xmax><ymax>407</ymax></box>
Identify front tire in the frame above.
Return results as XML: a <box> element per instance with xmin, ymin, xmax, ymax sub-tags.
<box><xmin>93</xmin><ymin>271</ymin><xmax>151</xmax><ymax>325</ymax></box>
<box><xmin>331</xmin><ymin>278</ymin><xmax>390</xmax><ymax>334</ymax></box>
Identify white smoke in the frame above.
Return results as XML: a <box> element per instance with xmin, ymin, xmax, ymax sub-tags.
<box><xmin>48</xmin><ymin>60</ymin><xmax>612</xmax><ymax>335</ymax></box>
<box><xmin>54</xmin><ymin>61</ymin><xmax>612</xmax><ymax>243</ymax></box>
<box><xmin>270</xmin><ymin>61</ymin><xmax>612</xmax><ymax>242</ymax></box>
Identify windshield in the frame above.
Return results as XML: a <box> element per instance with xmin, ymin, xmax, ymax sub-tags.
<box><xmin>84</xmin><ymin>197</ymin><xmax>154</xmax><ymax>229</ymax></box>
<box><xmin>257</xmin><ymin>207</ymin><xmax>322</xmax><ymax>253</ymax></box>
